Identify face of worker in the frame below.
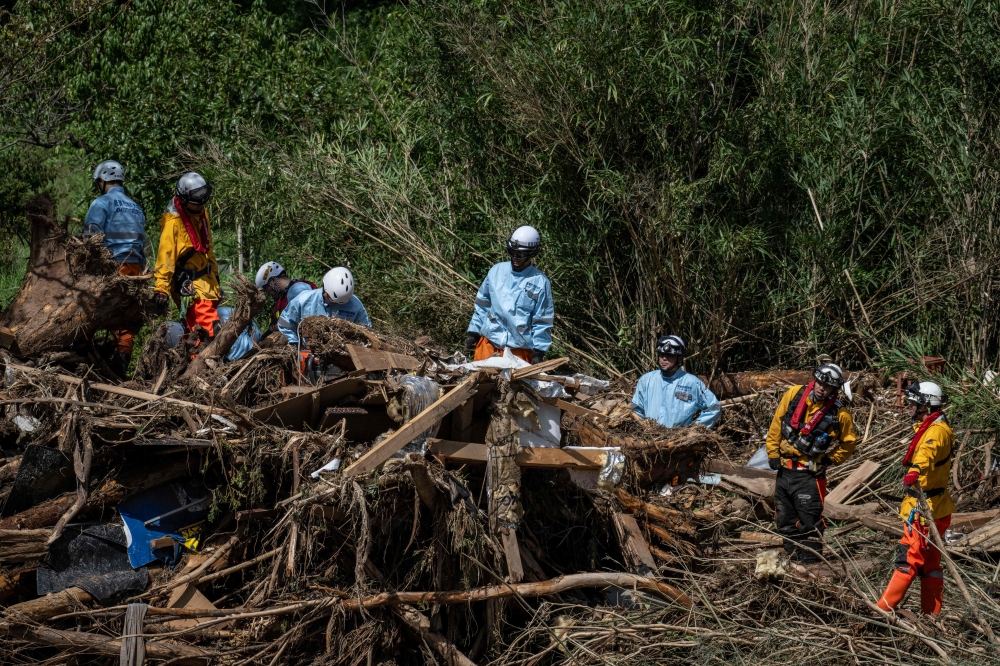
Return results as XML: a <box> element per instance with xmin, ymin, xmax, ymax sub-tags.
<box><xmin>509</xmin><ymin>251</ymin><xmax>532</xmax><ymax>271</ymax></box>
<box><xmin>183</xmin><ymin>201</ymin><xmax>205</xmax><ymax>216</ymax></box>
<box><xmin>264</xmin><ymin>278</ymin><xmax>282</xmax><ymax>298</ymax></box>
<box><xmin>658</xmin><ymin>353</ymin><xmax>681</xmax><ymax>375</ymax></box>
<box><xmin>911</xmin><ymin>403</ymin><xmax>929</xmax><ymax>421</ymax></box>
<box><xmin>813</xmin><ymin>382</ymin><xmax>837</xmax><ymax>401</ymax></box>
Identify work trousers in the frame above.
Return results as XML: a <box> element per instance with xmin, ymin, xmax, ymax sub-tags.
<box><xmin>183</xmin><ymin>299</ymin><xmax>220</xmax><ymax>340</ymax></box>
<box><xmin>774</xmin><ymin>467</ymin><xmax>827</xmax><ymax>563</ymax></box>
<box><xmin>473</xmin><ymin>336</ymin><xmax>532</xmax><ymax>364</ymax></box>
<box><xmin>111</xmin><ymin>263</ymin><xmax>144</xmax><ymax>354</ymax></box>
<box><xmin>877</xmin><ymin>514</ymin><xmax>951</xmax><ymax>614</ymax></box>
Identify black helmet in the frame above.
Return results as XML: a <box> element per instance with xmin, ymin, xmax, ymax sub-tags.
<box><xmin>813</xmin><ymin>362</ymin><xmax>844</xmax><ymax>389</ymax></box>
<box><xmin>656</xmin><ymin>335</ymin><xmax>685</xmax><ymax>357</ymax></box>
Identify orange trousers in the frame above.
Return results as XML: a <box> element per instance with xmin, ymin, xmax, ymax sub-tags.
<box><xmin>473</xmin><ymin>336</ymin><xmax>532</xmax><ymax>364</ymax></box>
<box><xmin>183</xmin><ymin>299</ymin><xmax>220</xmax><ymax>339</ymax></box>
<box><xmin>877</xmin><ymin>514</ymin><xmax>951</xmax><ymax>614</ymax></box>
<box><xmin>112</xmin><ymin>263</ymin><xmax>144</xmax><ymax>354</ymax></box>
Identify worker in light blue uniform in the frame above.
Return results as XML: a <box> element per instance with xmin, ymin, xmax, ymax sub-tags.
<box><xmin>83</xmin><ymin>159</ymin><xmax>147</xmax><ymax>378</ymax></box>
<box><xmin>217</xmin><ymin>307</ymin><xmax>261</xmax><ymax>362</ymax></box>
<box><xmin>278</xmin><ymin>266</ymin><xmax>371</xmax><ymax>345</ymax></box>
<box><xmin>465</xmin><ymin>226</ymin><xmax>554</xmax><ymax>364</ymax></box>
<box><xmin>631</xmin><ymin>335</ymin><xmax>720</xmax><ymax>428</ymax></box>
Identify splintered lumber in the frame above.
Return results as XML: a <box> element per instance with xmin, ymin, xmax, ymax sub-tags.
<box><xmin>614</xmin><ymin>488</ymin><xmax>698</xmax><ymax>538</ymax></box>
<box><xmin>3</xmin><ymin>586</ymin><xmax>94</xmax><ymax>621</ymax></box>
<box><xmin>824</xmin><ymin>501</ymin><xmax>878</xmax><ymax>522</ymax></box>
<box><xmin>541</xmin><ymin>397</ymin><xmax>607</xmax><ymax>425</ymax></box>
<box><xmin>825</xmin><ymin>460</ymin><xmax>879</xmax><ymax>505</ymax></box>
<box><xmin>344</xmin><ymin>373</ymin><xmax>481</xmax><ymax>478</ymax></box>
<box><xmin>510</xmin><ymin>357</ymin><xmax>568</xmax><ymax>381</ymax></box>
<box><xmin>951</xmin><ymin>510</ymin><xmax>1000</xmax><ymax>533</ymax></box>
<box><xmin>347</xmin><ymin>344</ymin><xmax>420</xmax><ymax>372</ymax></box>
<box><xmin>182</xmin><ymin>273</ymin><xmax>266</xmax><ymax>379</ymax></box>
<box><xmin>0</xmin><ymin>193</ymin><xmax>152</xmax><ymax>356</ymax></box>
<box><xmin>954</xmin><ymin>517</ymin><xmax>1000</xmax><ymax>551</ymax></box>
<box><xmin>613</xmin><ymin>512</ymin><xmax>657</xmax><ymax>572</ymax></box>
<box><xmin>427</xmin><ymin>439</ymin><xmax>606</xmax><ymax>470</ymax></box>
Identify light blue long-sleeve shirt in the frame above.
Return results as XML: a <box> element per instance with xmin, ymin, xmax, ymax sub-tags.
<box><xmin>83</xmin><ymin>186</ymin><xmax>146</xmax><ymax>266</ymax></box>
<box><xmin>217</xmin><ymin>306</ymin><xmax>261</xmax><ymax>362</ymax></box>
<box><xmin>278</xmin><ymin>287</ymin><xmax>371</xmax><ymax>345</ymax></box>
<box><xmin>631</xmin><ymin>369</ymin><xmax>720</xmax><ymax>428</ymax></box>
<box><xmin>468</xmin><ymin>262</ymin><xmax>554</xmax><ymax>353</ymax></box>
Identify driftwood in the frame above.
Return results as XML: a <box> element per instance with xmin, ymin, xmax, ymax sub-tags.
<box><xmin>0</xmin><ymin>193</ymin><xmax>152</xmax><ymax>356</ymax></box>
<box><xmin>182</xmin><ymin>273</ymin><xmax>267</xmax><ymax>379</ymax></box>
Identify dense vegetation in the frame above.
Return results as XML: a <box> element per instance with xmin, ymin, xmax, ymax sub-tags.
<box><xmin>3</xmin><ymin>0</ymin><xmax>1000</xmax><ymax>380</ymax></box>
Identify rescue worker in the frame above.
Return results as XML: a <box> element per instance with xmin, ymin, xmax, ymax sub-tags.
<box><xmin>465</xmin><ymin>226</ymin><xmax>553</xmax><ymax>364</ymax></box>
<box><xmin>278</xmin><ymin>266</ymin><xmax>371</xmax><ymax>346</ymax></box>
<box><xmin>765</xmin><ymin>363</ymin><xmax>857</xmax><ymax>563</ymax></box>
<box><xmin>153</xmin><ymin>173</ymin><xmax>221</xmax><ymax>340</ymax></box>
<box><xmin>254</xmin><ymin>261</ymin><xmax>316</xmax><ymax>332</ymax></box>
<box><xmin>631</xmin><ymin>335</ymin><xmax>720</xmax><ymax>428</ymax></box>
<box><xmin>877</xmin><ymin>381</ymin><xmax>953</xmax><ymax>615</ymax></box>
<box><xmin>84</xmin><ymin>160</ymin><xmax>146</xmax><ymax>376</ymax></box>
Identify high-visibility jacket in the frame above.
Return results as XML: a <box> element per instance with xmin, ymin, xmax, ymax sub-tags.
<box><xmin>278</xmin><ymin>288</ymin><xmax>371</xmax><ymax>345</ymax></box>
<box><xmin>766</xmin><ymin>385</ymin><xmax>857</xmax><ymax>467</ymax></box>
<box><xmin>899</xmin><ymin>416</ymin><xmax>955</xmax><ymax>520</ymax></box>
<box><xmin>84</xmin><ymin>186</ymin><xmax>146</xmax><ymax>266</ymax></box>
<box><xmin>631</xmin><ymin>369</ymin><xmax>720</xmax><ymax>428</ymax></box>
<box><xmin>468</xmin><ymin>262</ymin><xmax>554</xmax><ymax>353</ymax></box>
<box><xmin>153</xmin><ymin>199</ymin><xmax>220</xmax><ymax>301</ymax></box>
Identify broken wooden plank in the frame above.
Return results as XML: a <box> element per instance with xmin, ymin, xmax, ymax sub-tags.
<box><xmin>613</xmin><ymin>512</ymin><xmax>657</xmax><ymax>572</ymax></box>
<box><xmin>427</xmin><ymin>439</ymin><xmax>606</xmax><ymax>470</ymax></box>
<box><xmin>705</xmin><ymin>459</ymin><xmax>777</xmax><ymax>481</ymax></box>
<box><xmin>251</xmin><ymin>377</ymin><xmax>368</xmax><ymax>429</ymax></box>
<box><xmin>737</xmin><ymin>532</ymin><xmax>783</xmax><ymax>547</ymax></box>
<box><xmin>346</xmin><ymin>344</ymin><xmax>420</xmax><ymax>372</ymax></box>
<box><xmin>501</xmin><ymin>528</ymin><xmax>525</xmax><ymax>583</ymax></box>
<box><xmin>540</xmin><ymin>397</ymin><xmax>608</xmax><ymax>425</ymax></box>
<box><xmin>720</xmin><ymin>475</ymin><xmax>775</xmax><ymax>499</ymax></box>
<box><xmin>824</xmin><ymin>501</ymin><xmax>878</xmax><ymax>522</ymax></box>
<box><xmin>451</xmin><ymin>399</ymin><xmax>474</xmax><ymax>442</ymax></box>
<box><xmin>954</xmin><ymin>517</ymin><xmax>1000</xmax><ymax>551</ymax></box>
<box><xmin>825</xmin><ymin>460</ymin><xmax>879</xmax><ymax>505</ymax></box>
<box><xmin>952</xmin><ymin>510</ymin><xmax>1000</xmax><ymax>533</ymax></box>
<box><xmin>510</xmin><ymin>357</ymin><xmax>568</xmax><ymax>381</ymax></box>
<box><xmin>344</xmin><ymin>374</ymin><xmax>482</xmax><ymax>478</ymax></box>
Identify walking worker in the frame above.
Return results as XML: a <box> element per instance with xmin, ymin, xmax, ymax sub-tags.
<box><xmin>278</xmin><ymin>267</ymin><xmax>371</xmax><ymax>345</ymax></box>
<box><xmin>465</xmin><ymin>226</ymin><xmax>554</xmax><ymax>364</ymax></box>
<box><xmin>255</xmin><ymin>261</ymin><xmax>316</xmax><ymax>331</ymax></box>
<box><xmin>765</xmin><ymin>363</ymin><xmax>857</xmax><ymax>563</ymax></box>
<box><xmin>877</xmin><ymin>381</ymin><xmax>953</xmax><ymax>615</ymax></box>
<box><xmin>630</xmin><ymin>335</ymin><xmax>720</xmax><ymax>428</ymax></box>
<box><xmin>153</xmin><ymin>172</ymin><xmax>221</xmax><ymax>339</ymax></box>
<box><xmin>84</xmin><ymin>159</ymin><xmax>147</xmax><ymax>376</ymax></box>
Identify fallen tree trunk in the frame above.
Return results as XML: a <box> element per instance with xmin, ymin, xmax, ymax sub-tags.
<box><xmin>182</xmin><ymin>273</ymin><xmax>266</xmax><ymax>379</ymax></box>
<box><xmin>3</xmin><ymin>586</ymin><xmax>93</xmax><ymax>620</ymax></box>
<box><xmin>0</xmin><ymin>193</ymin><xmax>152</xmax><ymax>356</ymax></box>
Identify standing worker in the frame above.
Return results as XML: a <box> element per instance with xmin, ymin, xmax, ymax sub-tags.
<box><xmin>153</xmin><ymin>173</ymin><xmax>221</xmax><ymax>341</ymax></box>
<box><xmin>255</xmin><ymin>261</ymin><xmax>316</xmax><ymax>332</ymax></box>
<box><xmin>877</xmin><ymin>381</ymin><xmax>953</xmax><ymax>615</ymax></box>
<box><xmin>465</xmin><ymin>226</ymin><xmax>554</xmax><ymax>364</ymax></box>
<box><xmin>631</xmin><ymin>335</ymin><xmax>720</xmax><ymax>428</ymax></box>
<box><xmin>765</xmin><ymin>363</ymin><xmax>857</xmax><ymax>563</ymax></box>
<box><xmin>84</xmin><ymin>160</ymin><xmax>147</xmax><ymax>377</ymax></box>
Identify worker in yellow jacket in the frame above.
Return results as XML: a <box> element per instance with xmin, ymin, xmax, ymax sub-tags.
<box><xmin>153</xmin><ymin>173</ymin><xmax>221</xmax><ymax>339</ymax></box>
<box><xmin>765</xmin><ymin>363</ymin><xmax>857</xmax><ymax>563</ymax></box>
<box><xmin>877</xmin><ymin>381</ymin><xmax>953</xmax><ymax>615</ymax></box>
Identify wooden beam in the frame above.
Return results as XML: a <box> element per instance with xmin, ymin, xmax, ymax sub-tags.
<box><xmin>704</xmin><ymin>459</ymin><xmax>777</xmax><ymax>481</ymax></box>
<box><xmin>951</xmin><ymin>510</ymin><xmax>1000</xmax><ymax>533</ymax></box>
<box><xmin>346</xmin><ymin>344</ymin><xmax>420</xmax><ymax>372</ymax></box>
<box><xmin>501</xmin><ymin>528</ymin><xmax>524</xmax><ymax>583</ymax></box>
<box><xmin>510</xmin><ymin>357</ymin><xmax>568</xmax><ymax>381</ymax></box>
<box><xmin>825</xmin><ymin>460</ymin><xmax>879</xmax><ymax>505</ymax></box>
<box><xmin>824</xmin><ymin>501</ymin><xmax>878</xmax><ymax>521</ymax></box>
<box><xmin>540</xmin><ymin>397</ymin><xmax>607</xmax><ymax>425</ymax></box>
<box><xmin>344</xmin><ymin>374</ymin><xmax>481</xmax><ymax>478</ymax></box>
<box><xmin>613</xmin><ymin>512</ymin><xmax>657</xmax><ymax>572</ymax></box>
<box><xmin>452</xmin><ymin>399</ymin><xmax>474</xmax><ymax>442</ymax></box>
<box><xmin>427</xmin><ymin>439</ymin><xmax>605</xmax><ymax>470</ymax></box>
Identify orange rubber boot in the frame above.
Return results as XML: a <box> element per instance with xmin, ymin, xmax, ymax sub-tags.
<box><xmin>877</xmin><ymin>571</ymin><xmax>914</xmax><ymax>611</ymax></box>
<box><xmin>920</xmin><ymin>575</ymin><xmax>944</xmax><ymax>615</ymax></box>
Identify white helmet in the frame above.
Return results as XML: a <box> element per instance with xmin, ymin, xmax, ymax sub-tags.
<box><xmin>905</xmin><ymin>380</ymin><xmax>944</xmax><ymax>408</ymax></box>
<box><xmin>255</xmin><ymin>261</ymin><xmax>285</xmax><ymax>288</ymax></box>
<box><xmin>506</xmin><ymin>226</ymin><xmax>541</xmax><ymax>257</ymax></box>
<box><xmin>175</xmin><ymin>172</ymin><xmax>212</xmax><ymax>205</ymax></box>
<box><xmin>813</xmin><ymin>362</ymin><xmax>845</xmax><ymax>389</ymax></box>
<box><xmin>164</xmin><ymin>322</ymin><xmax>185</xmax><ymax>349</ymax></box>
<box><xmin>93</xmin><ymin>160</ymin><xmax>125</xmax><ymax>182</ymax></box>
<box><xmin>323</xmin><ymin>267</ymin><xmax>355</xmax><ymax>305</ymax></box>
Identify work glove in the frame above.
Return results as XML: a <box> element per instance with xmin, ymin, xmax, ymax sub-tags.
<box><xmin>464</xmin><ymin>331</ymin><xmax>480</xmax><ymax>354</ymax></box>
<box><xmin>152</xmin><ymin>292</ymin><xmax>170</xmax><ymax>314</ymax></box>
<box><xmin>903</xmin><ymin>470</ymin><xmax>919</xmax><ymax>487</ymax></box>
<box><xmin>768</xmin><ymin>457</ymin><xmax>781</xmax><ymax>471</ymax></box>
<box><xmin>531</xmin><ymin>349</ymin><xmax>545</xmax><ymax>364</ymax></box>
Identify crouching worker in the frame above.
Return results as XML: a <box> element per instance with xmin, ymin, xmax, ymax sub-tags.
<box><xmin>255</xmin><ymin>260</ymin><xmax>316</xmax><ymax>333</ymax></box>
<box><xmin>153</xmin><ymin>173</ymin><xmax>221</xmax><ymax>341</ymax></box>
<box><xmin>631</xmin><ymin>335</ymin><xmax>719</xmax><ymax>428</ymax></box>
<box><xmin>465</xmin><ymin>226</ymin><xmax>554</xmax><ymax>364</ymax></box>
<box><xmin>766</xmin><ymin>363</ymin><xmax>856</xmax><ymax>563</ymax></box>
<box><xmin>85</xmin><ymin>160</ymin><xmax>147</xmax><ymax>377</ymax></box>
<box><xmin>877</xmin><ymin>381</ymin><xmax>953</xmax><ymax>615</ymax></box>
<box><xmin>217</xmin><ymin>306</ymin><xmax>261</xmax><ymax>362</ymax></box>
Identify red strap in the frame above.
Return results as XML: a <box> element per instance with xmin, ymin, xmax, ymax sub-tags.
<box><xmin>789</xmin><ymin>381</ymin><xmax>837</xmax><ymax>436</ymax></box>
<box><xmin>174</xmin><ymin>196</ymin><xmax>210</xmax><ymax>254</ymax></box>
<box><xmin>902</xmin><ymin>411</ymin><xmax>943</xmax><ymax>467</ymax></box>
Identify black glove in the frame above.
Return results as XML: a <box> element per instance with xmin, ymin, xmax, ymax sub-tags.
<box><xmin>153</xmin><ymin>292</ymin><xmax>170</xmax><ymax>314</ymax></box>
<box><xmin>464</xmin><ymin>331</ymin><xmax>480</xmax><ymax>353</ymax></box>
<box><xmin>531</xmin><ymin>349</ymin><xmax>545</xmax><ymax>364</ymax></box>
<box><xmin>768</xmin><ymin>457</ymin><xmax>781</xmax><ymax>471</ymax></box>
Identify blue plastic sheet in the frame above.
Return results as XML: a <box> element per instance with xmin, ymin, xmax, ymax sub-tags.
<box><xmin>118</xmin><ymin>479</ymin><xmax>209</xmax><ymax>569</ymax></box>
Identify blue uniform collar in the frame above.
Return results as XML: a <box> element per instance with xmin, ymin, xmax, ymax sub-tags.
<box><xmin>657</xmin><ymin>368</ymin><xmax>688</xmax><ymax>382</ymax></box>
<box><xmin>106</xmin><ymin>185</ymin><xmax>125</xmax><ymax>195</ymax></box>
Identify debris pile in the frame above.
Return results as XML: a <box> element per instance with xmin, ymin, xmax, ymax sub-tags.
<box><xmin>0</xmin><ymin>200</ymin><xmax>998</xmax><ymax>664</ymax></box>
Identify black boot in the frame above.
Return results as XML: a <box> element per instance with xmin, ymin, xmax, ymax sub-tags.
<box><xmin>109</xmin><ymin>351</ymin><xmax>132</xmax><ymax>379</ymax></box>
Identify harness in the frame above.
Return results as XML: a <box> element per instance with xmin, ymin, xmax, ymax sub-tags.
<box><xmin>173</xmin><ymin>247</ymin><xmax>211</xmax><ymax>297</ymax></box>
<box><xmin>779</xmin><ymin>384</ymin><xmax>841</xmax><ymax>458</ymax></box>
<box><xmin>902</xmin><ymin>412</ymin><xmax>951</xmax><ymax>499</ymax></box>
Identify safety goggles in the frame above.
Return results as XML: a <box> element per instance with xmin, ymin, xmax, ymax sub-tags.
<box><xmin>181</xmin><ymin>184</ymin><xmax>213</xmax><ymax>205</ymax></box>
<box><xmin>507</xmin><ymin>250</ymin><xmax>532</xmax><ymax>261</ymax></box>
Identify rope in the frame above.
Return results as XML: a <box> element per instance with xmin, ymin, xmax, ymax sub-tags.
<box><xmin>120</xmin><ymin>602</ymin><xmax>147</xmax><ymax>666</ymax></box>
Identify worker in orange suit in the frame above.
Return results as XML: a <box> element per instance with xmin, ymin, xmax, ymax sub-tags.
<box><xmin>877</xmin><ymin>381</ymin><xmax>953</xmax><ymax>615</ymax></box>
<box><xmin>153</xmin><ymin>172</ymin><xmax>221</xmax><ymax>341</ymax></box>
